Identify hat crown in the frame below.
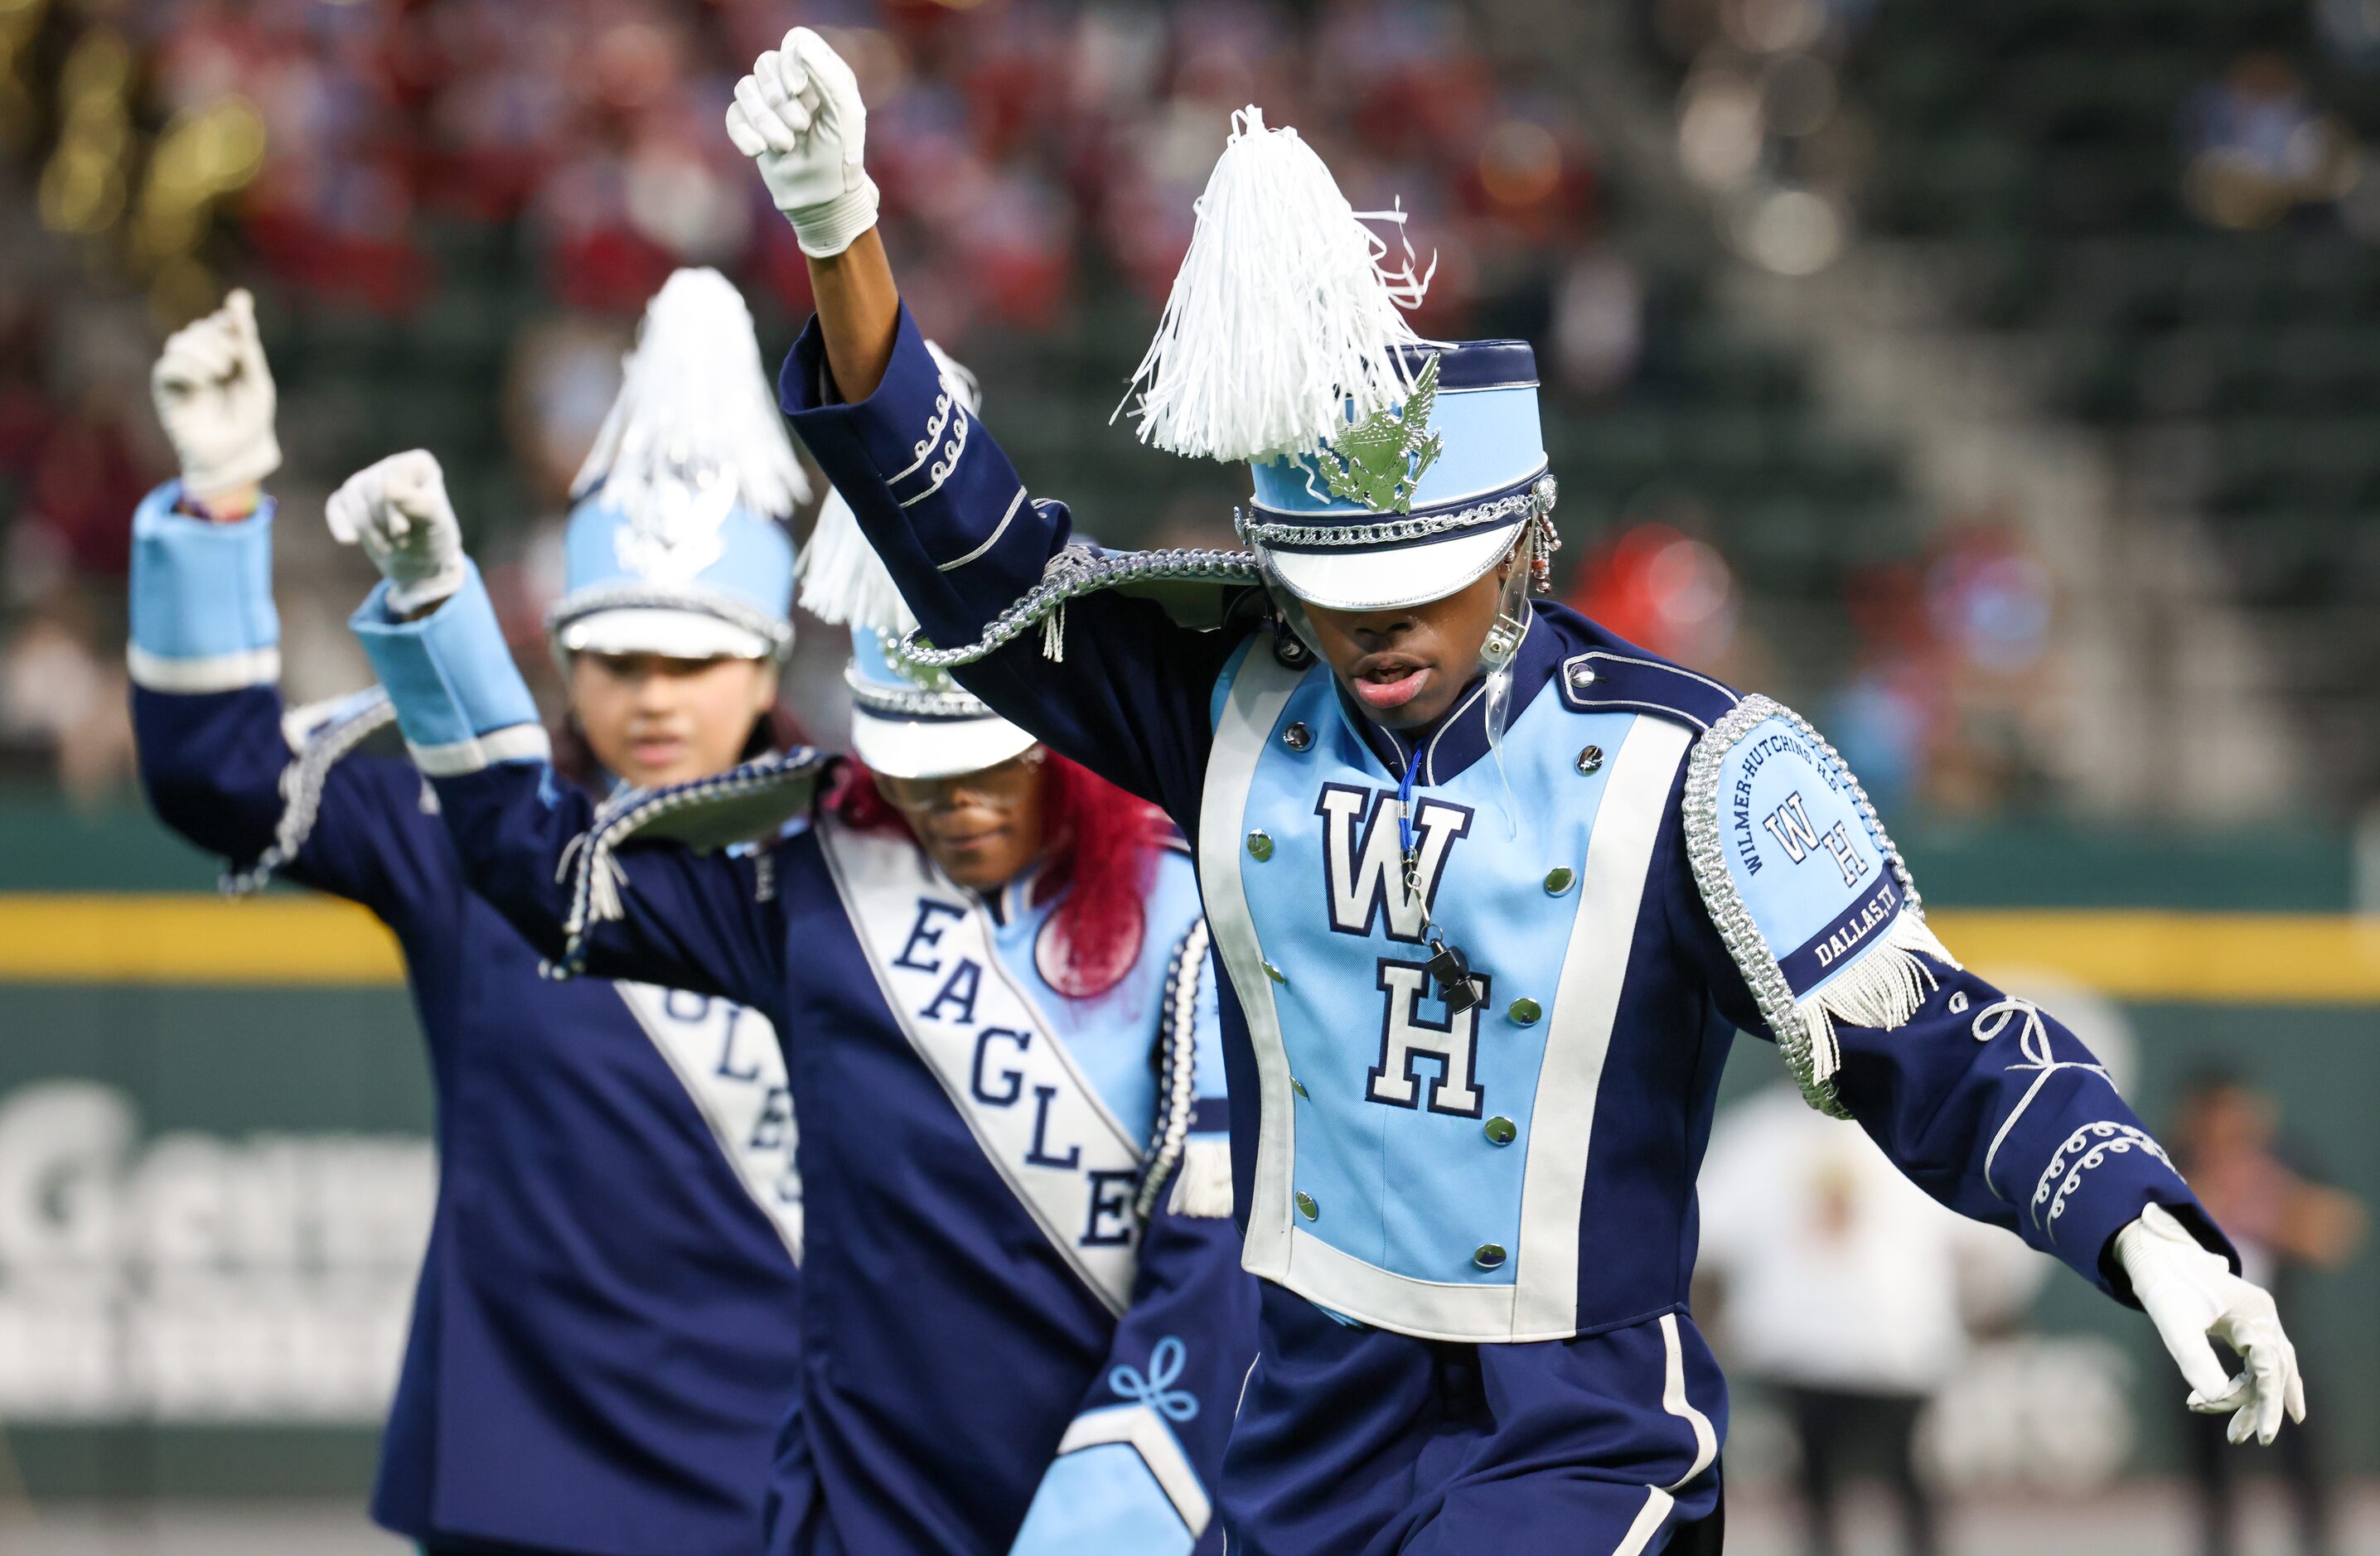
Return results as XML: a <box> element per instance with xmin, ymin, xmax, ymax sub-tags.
<box><xmin>1251</xmin><ymin>338</ymin><xmax>1545</xmax><ymax>520</ymax></box>
<box><xmin>550</xmin><ymin>268</ymin><xmax>805</xmax><ymax>653</ymax></box>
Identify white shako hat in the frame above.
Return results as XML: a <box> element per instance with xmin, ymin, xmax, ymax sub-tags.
<box><xmin>797</xmin><ymin>342</ymin><xmax>1038</xmax><ymax>780</ymax></box>
<box><xmin>549</xmin><ymin>268</ymin><xmax>812</xmax><ymax>662</ymax></box>
<box><xmin>1118</xmin><ymin>107</ymin><xmax>1555</xmax><ymax>615</ymax></box>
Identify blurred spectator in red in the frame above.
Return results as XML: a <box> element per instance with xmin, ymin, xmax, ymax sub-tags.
<box><xmin>1564</xmin><ymin>515</ymin><xmax>1742</xmax><ymax>669</ymax></box>
<box><xmin>2172</xmin><ymin>1068</ymin><xmax>2365</xmax><ymax>1556</ymax></box>
<box><xmin>1835</xmin><ymin>511</ymin><xmax>2064</xmax><ymax>817</ymax></box>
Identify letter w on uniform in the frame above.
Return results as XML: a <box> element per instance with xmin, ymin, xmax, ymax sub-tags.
<box><xmin>1316</xmin><ymin>784</ymin><xmax>1473</xmax><ymax>943</ymax></box>
<box><xmin>1761</xmin><ymin>790</ymin><xmax>1869</xmax><ymax>888</ymax></box>
<box><xmin>1760</xmin><ymin>792</ymin><xmax>1823</xmax><ymax>861</ymax></box>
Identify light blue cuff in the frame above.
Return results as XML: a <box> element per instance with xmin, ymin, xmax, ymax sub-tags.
<box><xmin>1009</xmin><ymin>1441</ymin><xmax>1195</xmax><ymax>1556</ymax></box>
<box><xmin>126</xmin><ymin>481</ymin><xmax>282</xmax><ymax>692</ymax></box>
<box><xmin>350</xmin><ymin>563</ymin><xmax>549</xmax><ymax>774</ymax></box>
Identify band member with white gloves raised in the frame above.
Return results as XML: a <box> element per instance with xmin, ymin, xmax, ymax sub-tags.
<box><xmin>336</xmin><ymin>325</ymin><xmax>1257</xmax><ymax>1556</ymax></box>
<box><xmin>728</xmin><ymin>28</ymin><xmax>2305</xmax><ymax>1556</ymax></box>
<box><xmin>130</xmin><ymin>278</ymin><xmax>812</xmax><ymax>1556</ymax></box>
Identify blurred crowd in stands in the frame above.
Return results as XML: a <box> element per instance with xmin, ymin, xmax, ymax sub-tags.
<box><xmin>0</xmin><ymin>0</ymin><xmax>2136</xmax><ymax>824</ymax></box>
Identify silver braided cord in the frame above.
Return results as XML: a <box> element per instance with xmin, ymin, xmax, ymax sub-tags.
<box><xmin>844</xmin><ymin>674</ymin><xmax>994</xmax><ymax>720</ymax></box>
<box><xmin>552</xmin><ymin>750</ymin><xmax>829</xmax><ymax>977</ymax></box>
<box><xmin>1242</xmin><ymin>473</ymin><xmax>1555</xmax><ymax>550</ymax></box>
<box><xmin>896</xmin><ymin>544</ymin><xmax>1265</xmax><ymax>669</ymax></box>
<box><xmin>225</xmin><ymin>690</ymin><xmax>400</xmax><ymax>896</ymax></box>
<box><xmin>544</xmin><ymin>581</ymin><xmax>794</xmax><ymax>655</ymax></box>
<box><xmin>1136</xmin><ymin>916</ymin><xmax>1212</xmax><ymax>1222</ymax></box>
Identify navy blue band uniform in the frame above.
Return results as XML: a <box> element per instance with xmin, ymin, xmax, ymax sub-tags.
<box><xmin>127</xmin><ymin>481</ymin><xmax>808</xmax><ymax>1556</ymax></box>
<box><xmin>774</xmin><ymin>290</ymin><xmax>2240</xmax><ymax>1554</ymax></box>
<box><xmin>346</xmin><ymin>389</ymin><xmax>1259</xmax><ymax>1549</ymax></box>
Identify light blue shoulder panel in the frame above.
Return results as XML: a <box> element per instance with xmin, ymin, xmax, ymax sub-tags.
<box><xmin>994</xmin><ymin>845</ymin><xmax>1212</xmax><ymax>1143</ymax></box>
<box><xmin>1682</xmin><ymin>693</ymin><xmax>1951</xmax><ymax>1115</ymax></box>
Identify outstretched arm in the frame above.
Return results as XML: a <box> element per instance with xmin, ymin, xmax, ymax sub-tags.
<box><xmin>1674</xmin><ymin>701</ymin><xmax>2303</xmax><ymax>1444</ymax></box>
<box><xmin>131</xmin><ymin>292</ymin><xmax>447</xmax><ymax>923</ymax></box>
<box><xmin>333</xmin><ymin>452</ymin><xmax>788</xmax><ymax>1009</ymax></box>
<box><xmin>728</xmin><ymin>29</ymin><xmax>1241</xmax><ymax>829</ymax></box>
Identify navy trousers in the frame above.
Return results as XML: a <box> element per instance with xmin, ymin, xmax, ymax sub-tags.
<box><xmin>1221</xmin><ymin>1285</ymin><xmax>1727</xmax><ymax>1554</ymax></box>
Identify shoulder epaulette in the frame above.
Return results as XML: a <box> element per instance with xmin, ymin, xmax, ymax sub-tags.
<box><xmin>553</xmin><ymin>748</ymin><xmax>836</xmax><ymax>978</ymax></box>
<box><xmin>1556</xmin><ymin>648</ymin><xmax>1742</xmax><ymax>732</ymax></box>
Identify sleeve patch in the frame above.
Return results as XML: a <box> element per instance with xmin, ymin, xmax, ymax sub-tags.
<box><xmin>1683</xmin><ymin>695</ymin><xmax>1957</xmax><ymax>1115</ymax></box>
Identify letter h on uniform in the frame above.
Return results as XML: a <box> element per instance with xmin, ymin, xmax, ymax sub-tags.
<box><xmin>1367</xmin><ymin>959</ymin><xmax>1486</xmax><ymax>1118</ymax></box>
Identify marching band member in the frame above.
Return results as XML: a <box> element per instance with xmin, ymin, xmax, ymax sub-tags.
<box><xmin>727</xmin><ymin>31</ymin><xmax>2306</xmax><ymax>1555</ymax></box>
<box><xmin>335</xmin><ymin>353</ymin><xmax>1257</xmax><ymax>1554</ymax></box>
<box><xmin>128</xmin><ymin>273</ymin><xmax>810</xmax><ymax>1554</ymax></box>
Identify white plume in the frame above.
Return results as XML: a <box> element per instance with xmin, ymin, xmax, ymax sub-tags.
<box><xmin>796</xmin><ymin>340</ymin><xmax>981</xmax><ymax>634</ymax></box>
<box><xmin>1116</xmin><ymin>106</ymin><xmax>1434</xmax><ymax>464</ymax></box>
<box><xmin>572</xmin><ymin>268</ymin><xmax>813</xmax><ymax>523</ymax></box>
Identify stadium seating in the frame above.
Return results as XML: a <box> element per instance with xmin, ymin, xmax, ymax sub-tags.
<box><xmin>1844</xmin><ymin>0</ymin><xmax>2380</xmax><ymax>798</ymax></box>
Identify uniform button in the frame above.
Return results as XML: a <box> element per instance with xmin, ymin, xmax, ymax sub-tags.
<box><xmin>1484</xmin><ymin>1116</ymin><xmax>1517</xmax><ymax>1146</ymax></box>
<box><xmin>1473</xmin><ymin>1243</ymin><xmax>1508</xmax><ymax>1269</ymax></box>
<box><xmin>1263</xmin><ymin>959</ymin><xmax>1288</xmax><ymax>984</ymax></box>
<box><xmin>1282</xmin><ymin>722</ymin><xmax>1313</xmax><ymax>751</ymax></box>
<box><xmin>1575</xmin><ymin>744</ymin><xmax>1604</xmax><ymax>776</ymax></box>
<box><xmin>1246</xmin><ymin>829</ymin><xmax>1274</xmax><ymax>861</ymax></box>
<box><xmin>1296</xmin><ymin>1191</ymin><xmax>1319</xmax><ymax>1220</ymax></box>
<box><xmin>1291</xmin><ymin>1076</ymin><xmax>1309</xmax><ymax>1099</ymax></box>
<box><xmin>1508</xmin><ymin>998</ymin><xmax>1541</xmax><ymax>1026</ymax></box>
<box><xmin>1567</xmin><ymin>663</ymin><xmax>1597</xmax><ymax>691</ymax></box>
<box><xmin>1544</xmin><ymin>866</ymin><xmax>1576</xmax><ymax>896</ymax></box>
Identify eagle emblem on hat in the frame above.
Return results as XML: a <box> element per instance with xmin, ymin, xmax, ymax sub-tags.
<box><xmin>1319</xmin><ymin>352</ymin><xmax>1444</xmax><ymax>515</ymax></box>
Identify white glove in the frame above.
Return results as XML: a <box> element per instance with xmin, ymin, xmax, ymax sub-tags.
<box><xmin>326</xmin><ymin>450</ymin><xmax>468</xmax><ymax>616</ymax></box>
<box><xmin>150</xmin><ymin>288</ymin><xmax>282</xmax><ymax>500</ymax></box>
<box><xmin>723</xmin><ymin>27</ymin><xmax>878</xmax><ymax>259</ymax></box>
<box><xmin>2116</xmin><ymin>1202</ymin><xmax>2306</xmax><ymax>1444</ymax></box>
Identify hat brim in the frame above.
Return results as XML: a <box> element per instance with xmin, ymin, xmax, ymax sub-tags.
<box><xmin>556</xmin><ymin>607</ymin><xmax>775</xmax><ymax>661</ymax></box>
<box><xmin>1263</xmin><ymin>519</ymin><xmax>1525</xmax><ymax>614</ymax></box>
<box><xmin>851</xmin><ymin>707</ymin><xmax>1039</xmax><ymax>780</ymax></box>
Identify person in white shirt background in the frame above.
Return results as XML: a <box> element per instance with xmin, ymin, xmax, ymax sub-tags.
<box><xmin>1696</xmin><ymin>976</ymin><xmax>2139</xmax><ymax>1556</ymax></box>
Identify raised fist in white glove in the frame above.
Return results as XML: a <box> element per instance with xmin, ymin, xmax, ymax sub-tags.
<box><xmin>2117</xmin><ymin>1202</ymin><xmax>2306</xmax><ymax>1444</ymax></box>
<box><xmin>326</xmin><ymin>450</ymin><xmax>467</xmax><ymax>616</ymax></box>
<box><xmin>724</xmin><ymin>27</ymin><xmax>878</xmax><ymax>259</ymax></box>
<box><xmin>151</xmin><ymin>288</ymin><xmax>281</xmax><ymax>500</ymax></box>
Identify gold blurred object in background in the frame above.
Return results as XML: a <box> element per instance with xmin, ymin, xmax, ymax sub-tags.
<box><xmin>133</xmin><ymin>94</ymin><xmax>266</xmax><ymax>321</ymax></box>
<box><xmin>0</xmin><ymin>0</ymin><xmax>47</xmax><ymax>151</ymax></box>
<box><xmin>35</xmin><ymin>22</ymin><xmax>266</xmax><ymax>322</ymax></box>
<box><xmin>36</xmin><ymin>25</ymin><xmax>129</xmax><ymax>237</ymax></box>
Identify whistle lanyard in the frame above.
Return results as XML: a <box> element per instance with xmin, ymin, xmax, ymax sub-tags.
<box><xmin>1396</xmin><ymin>745</ymin><xmax>1435</xmax><ymax>932</ymax></box>
<box><xmin>1396</xmin><ymin>744</ymin><xmax>1484</xmax><ymax>1013</ymax></box>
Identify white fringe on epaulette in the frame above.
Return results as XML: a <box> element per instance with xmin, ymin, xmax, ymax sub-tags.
<box><xmin>1795</xmin><ymin>912</ymin><xmax>1961</xmax><ymax>1085</ymax></box>
<box><xmin>1167</xmin><ymin>1136</ymin><xmax>1236</xmax><ymax>1220</ymax></box>
<box><xmin>1116</xmin><ymin>105</ymin><xmax>1434</xmax><ymax>464</ymax></box>
<box><xmin>573</xmin><ymin>268</ymin><xmax>812</xmax><ymax>519</ymax></box>
<box><xmin>796</xmin><ymin>341</ymin><xmax>982</xmax><ymax>633</ymax></box>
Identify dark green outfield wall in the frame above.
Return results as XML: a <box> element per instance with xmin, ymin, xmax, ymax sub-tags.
<box><xmin>0</xmin><ymin>795</ymin><xmax>2368</xmax><ymax>1497</ymax></box>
